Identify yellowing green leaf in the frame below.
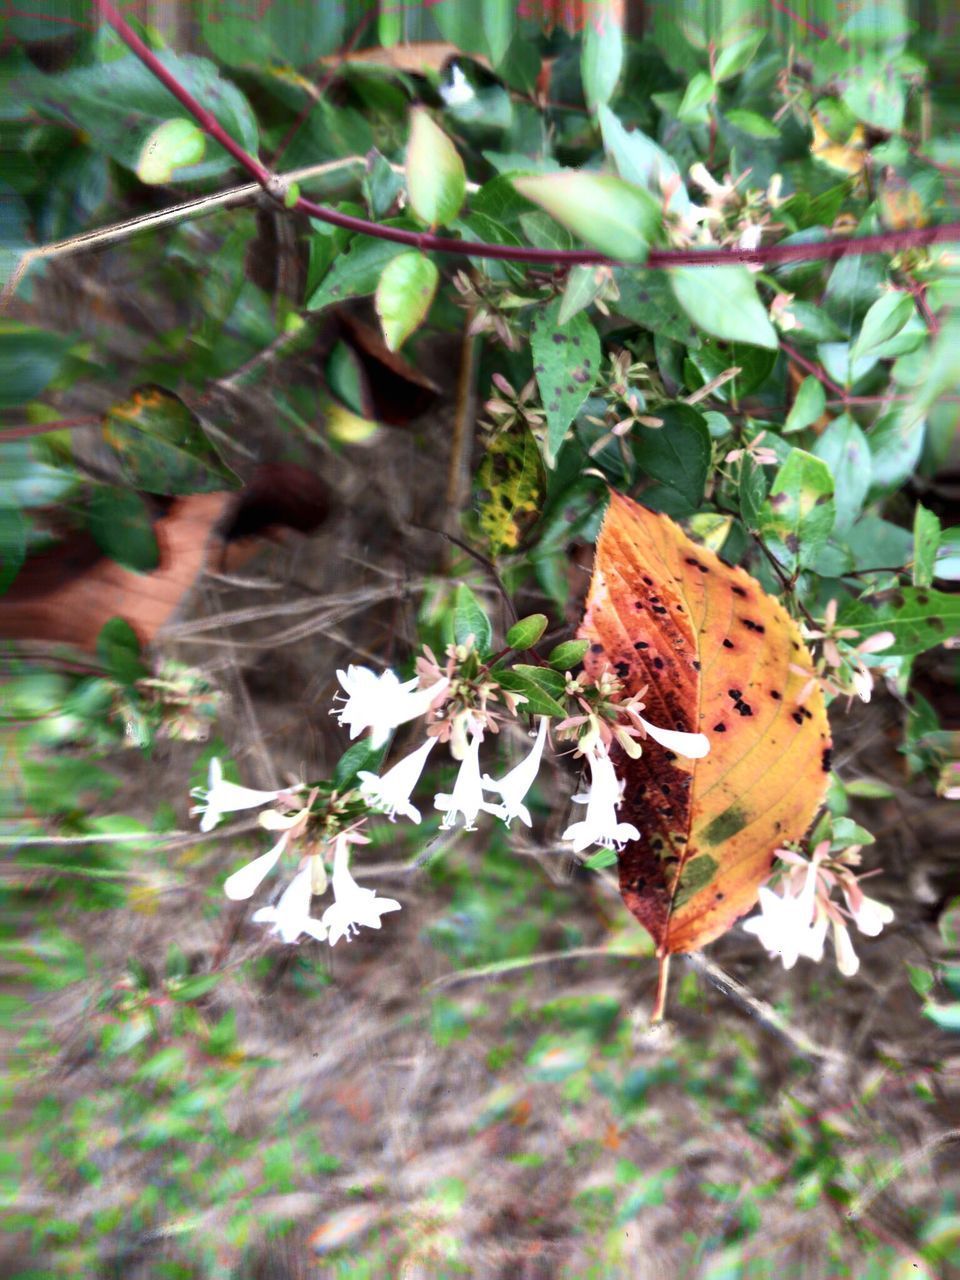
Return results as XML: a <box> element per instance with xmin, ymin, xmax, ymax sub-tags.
<box><xmin>374</xmin><ymin>251</ymin><xmax>439</xmax><ymax>351</ymax></box>
<box><xmin>406</xmin><ymin>108</ymin><xmax>466</xmax><ymax>227</ymax></box>
<box><xmin>136</xmin><ymin>118</ymin><xmax>206</xmax><ymax>185</ymax></box>
<box><xmin>511</xmin><ymin>172</ymin><xmax>660</xmax><ymax>262</ymax></box>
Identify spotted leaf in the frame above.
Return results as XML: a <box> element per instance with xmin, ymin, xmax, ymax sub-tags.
<box><xmin>578</xmin><ymin>492</ymin><xmax>831</xmax><ymax>965</ymax></box>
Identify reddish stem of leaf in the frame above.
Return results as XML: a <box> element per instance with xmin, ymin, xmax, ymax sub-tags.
<box><xmin>97</xmin><ymin>0</ymin><xmax>960</xmax><ymax>271</ymax></box>
<box><xmin>780</xmin><ymin>340</ymin><xmax>847</xmax><ymax>399</ymax></box>
<box><xmin>768</xmin><ymin>0</ymin><xmax>829</xmax><ymax>38</ymax></box>
<box><xmin>1</xmin><ymin>417</ymin><xmax>99</xmax><ymax>440</ymax></box>
<box><xmin>651</xmin><ymin>952</ymin><xmax>671</xmax><ymax>1023</ymax></box>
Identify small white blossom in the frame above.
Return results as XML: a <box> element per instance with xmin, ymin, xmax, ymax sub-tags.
<box><xmin>435</xmin><ymin>724</ymin><xmax>507</xmax><ymax>830</ymax></box>
<box><xmin>636</xmin><ymin>716</ymin><xmax>710</xmax><ymax>759</ymax></box>
<box><xmin>742</xmin><ymin>860</ymin><xmax>827</xmax><ymax>969</ymax></box>
<box><xmin>562</xmin><ymin>745</ymin><xmax>640</xmax><ymax>854</ymax></box>
<box><xmin>190</xmin><ymin>757</ymin><xmax>286</xmax><ymax>833</ymax></box>
<box><xmin>843</xmin><ymin>886</ymin><xmax>895</xmax><ymax>938</ymax></box>
<box><xmin>252</xmin><ymin>865</ymin><xmax>328</xmax><ymax>944</ymax></box>
<box><xmin>321</xmin><ymin>833</ymin><xmax>401</xmax><ymax>946</ymax></box>
<box><xmin>223</xmin><ymin>831</ymin><xmax>289</xmax><ymax>901</ymax></box>
<box><xmin>358</xmin><ymin>736</ymin><xmax>436</xmax><ymax>823</ymax></box>
<box><xmin>482</xmin><ymin>716</ymin><xmax>549</xmax><ymax>828</ymax></box>
<box><xmin>832</xmin><ymin>917</ymin><xmax>860</xmax><ymax>976</ymax></box>
<box><xmin>441</xmin><ymin>63</ymin><xmax>474</xmax><ymax>107</ymax></box>
<box><xmin>333</xmin><ymin>665</ymin><xmax>448</xmax><ymax>748</ymax></box>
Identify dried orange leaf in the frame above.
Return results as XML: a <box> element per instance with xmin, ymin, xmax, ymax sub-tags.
<box><xmin>579</xmin><ymin>492</ymin><xmax>831</xmax><ymax>961</ymax></box>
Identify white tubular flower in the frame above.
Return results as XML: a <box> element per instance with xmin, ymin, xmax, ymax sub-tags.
<box><xmin>844</xmin><ymin>888</ymin><xmax>895</xmax><ymax>938</ymax></box>
<box><xmin>435</xmin><ymin>724</ymin><xmax>507</xmax><ymax>831</ymax></box>
<box><xmin>223</xmin><ymin>831</ymin><xmax>289</xmax><ymax>901</ymax></box>
<box><xmin>742</xmin><ymin>863</ymin><xmax>827</xmax><ymax>969</ymax></box>
<box><xmin>321</xmin><ymin>833</ymin><xmax>401</xmax><ymax>946</ymax></box>
<box><xmin>357</xmin><ymin>737</ymin><xmax>437</xmax><ymax>823</ymax></box>
<box><xmin>190</xmin><ymin>757</ymin><xmax>285</xmax><ymax>833</ymax></box>
<box><xmin>562</xmin><ymin>745</ymin><xmax>640</xmax><ymax>854</ymax></box>
<box><xmin>252</xmin><ymin>866</ymin><xmax>328</xmax><ymax>945</ymax></box>
<box><xmin>441</xmin><ymin>63</ymin><xmax>474</xmax><ymax>107</ymax></box>
<box><xmin>333</xmin><ymin>666</ymin><xmax>448</xmax><ymax>748</ymax></box>
<box><xmin>832</xmin><ymin>918</ymin><xmax>860</xmax><ymax>976</ymax></box>
<box><xmin>636</xmin><ymin>716</ymin><xmax>710</xmax><ymax>759</ymax></box>
<box><xmin>481</xmin><ymin>716</ymin><xmax>549</xmax><ymax>828</ymax></box>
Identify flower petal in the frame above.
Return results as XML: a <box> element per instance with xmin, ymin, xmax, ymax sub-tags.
<box><xmin>638</xmin><ymin>717</ymin><xmax>710</xmax><ymax>759</ymax></box>
<box><xmin>223</xmin><ymin>834</ymin><xmax>288</xmax><ymax>901</ymax></box>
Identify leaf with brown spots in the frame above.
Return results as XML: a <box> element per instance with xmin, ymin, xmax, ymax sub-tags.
<box><xmin>579</xmin><ymin>492</ymin><xmax>831</xmax><ymax>1005</ymax></box>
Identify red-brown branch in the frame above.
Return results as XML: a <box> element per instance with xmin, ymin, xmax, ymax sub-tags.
<box><xmin>1</xmin><ymin>417</ymin><xmax>99</xmax><ymax>441</ymax></box>
<box><xmin>96</xmin><ymin>0</ymin><xmax>960</xmax><ymax>272</ymax></box>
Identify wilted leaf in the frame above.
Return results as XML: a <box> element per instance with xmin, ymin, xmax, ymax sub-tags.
<box><xmin>374</xmin><ymin>251</ymin><xmax>439</xmax><ymax>351</ymax></box>
<box><xmin>579</xmin><ymin>492</ymin><xmax>831</xmax><ymax>960</ymax></box>
<box><xmin>531</xmin><ymin>298</ymin><xmax>601</xmax><ymax>465</ymax></box>
<box><xmin>406</xmin><ymin>108</ymin><xmax>466</xmax><ymax>227</ymax></box>
<box><xmin>102</xmin><ymin>387</ymin><xmax>240</xmax><ymax>495</ymax></box>
<box><xmin>512</xmin><ymin>172</ymin><xmax>661</xmax><ymax>262</ymax></box>
<box><xmin>476</xmin><ymin>422</ymin><xmax>546</xmax><ymax>556</ymax></box>
<box><xmin>669</xmin><ymin>266</ymin><xmax>778</xmax><ymax>350</ymax></box>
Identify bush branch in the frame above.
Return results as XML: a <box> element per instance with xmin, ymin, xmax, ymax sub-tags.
<box><xmin>97</xmin><ymin>0</ymin><xmax>960</xmax><ymax>272</ymax></box>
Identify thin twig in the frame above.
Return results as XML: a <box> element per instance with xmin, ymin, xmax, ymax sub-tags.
<box><xmin>429</xmin><ymin>944</ymin><xmax>645</xmax><ymax>990</ymax></box>
<box><xmin>92</xmin><ymin>0</ymin><xmax>960</xmax><ymax>273</ymax></box>
<box><xmin>780</xmin><ymin>340</ymin><xmax>846</xmax><ymax>399</ymax></box>
<box><xmin>685</xmin><ymin>951</ymin><xmax>847</xmax><ymax>1063</ymax></box>
<box><xmin>847</xmin><ymin>1128</ymin><xmax>960</xmax><ymax>1221</ymax></box>
<box><xmin>0</xmin><ymin>416</ymin><xmax>99</xmax><ymax>441</ymax></box>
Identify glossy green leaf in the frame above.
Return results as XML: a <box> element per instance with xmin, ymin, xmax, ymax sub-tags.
<box><xmin>852</xmin><ymin>291</ymin><xmax>913</xmax><ymax>362</ymax></box>
<box><xmin>306</xmin><ymin>228</ymin><xmax>409</xmax><ymax>312</ymax></box>
<box><xmin>0</xmin><ymin>325</ymin><xmax>71</xmax><ymax>409</ymax></box>
<box><xmin>838</xmin><ymin>588</ymin><xmax>960</xmax><ymax>657</ymax></box>
<box><xmin>102</xmin><ymin>387</ymin><xmax>240</xmax><ymax>496</ymax></box>
<box><xmin>713</xmin><ymin>31</ymin><xmax>765</xmax><ymax>81</ymax></box>
<box><xmin>0</xmin><ymin>504</ymin><xmax>25</xmax><ymax>594</ymax></box>
<box><xmin>597</xmin><ymin>106</ymin><xmax>688</xmax><ymax>213</ymax></box>
<box><xmin>87</xmin><ymin>486</ymin><xmax>160</xmax><ymax>573</ymax></box>
<box><xmin>491</xmin><ymin>668</ymin><xmax>566</xmax><ymax>717</ymax></box>
<box><xmin>483</xmin><ymin>0</ymin><xmax>514</xmax><ymax>67</ymax></box>
<box><xmin>581</xmin><ymin>3</ymin><xmax>624</xmax><ymax>109</ymax></box>
<box><xmin>678</xmin><ymin>71</ymin><xmax>715</xmax><ymax>125</ymax></box>
<box><xmin>332</xmin><ymin>736</ymin><xmax>388</xmax><ymax>790</ymax></box>
<box><xmin>631</xmin><ymin>403</ymin><xmax>711</xmax><ymax>510</ymax></box>
<box><xmin>913</xmin><ymin>505</ymin><xmax>941</xmax><ymax>588</ymax></box>
<box><xmin>812</xmin><ymin>414</ymin><xmax>870</xmax><ymax>533</ymax></box>
<box><xmin>453</xmin><ymin>584</ymin><xmax>493</xmax><ymax>655</ymax></box>
<box><xmin>842</xmin><ymin>63</ymin><xmax>905</xmax><ymax>132</ymax></box>
<box><xmin>784</xmin><ymin>376</ymin><xmax>826</xmax><ymax>433</ymax></box>
<box><xmin>375</xmin><ymin>251</ymin><xmax>439</xmax><ymax>352</ymax></box>
<box><xmin>19</xmin><ymin>52</ymin><xmax>258</xmax><ymax>182</ymax></box>
<box><xmin>547</xmin><ymin>639</ymin><xmax>589</xmax><ymax>670</ymax></box>
<box><xmin>558</xmin><ymin>265</ymin><xmax>607</xmax><ymax>325</ymax></box>
<box><xmin>669</xmin><ymin>266</ymin><xmax>778</xmax><ymax>350</ymax></box>
<box><xmin>96</xmin><ymin>618</ymin><xmax>148</xmax><ymax>687</ymax></box>
<box><xmin>406</xmin><ymin>109</ymin><xmax>466</xmax><ymax>228</ymax></box>
<box><xmin>724</xmin><ymin>108</ymin><xmax>779</xmax><ymax>138</ymax></box>
<box><xmin>511</xmin><ymin>173</ymin><xmax>660</xmax><ymax>262</ymax></box>
<box><xmin>531</xmin><ymin>298</ymin><xmax>601</xmax><ymax>466</ymax></box>
<box><xmin>506</xmin><ymin>614</ymin><xmax>548</xmax><ymax>650</ymax></box>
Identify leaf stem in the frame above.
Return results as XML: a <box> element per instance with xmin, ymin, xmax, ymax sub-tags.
<box><xmin>94</xmin><ymin>0</ymin><xmax>960</xmax><ymax>272</ymax></box>
<box><xmin>651</xmin><ymin>952</ymin><xmax>672</xmax><ymax>1022</ymax></box>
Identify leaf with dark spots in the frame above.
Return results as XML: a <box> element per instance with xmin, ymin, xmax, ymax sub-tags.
<box><xmin>578</xmin><ymin>492</ymin><xmax>831</xmax><ymax>975</ymax></box>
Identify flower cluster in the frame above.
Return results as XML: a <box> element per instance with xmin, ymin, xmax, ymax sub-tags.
<box><xmin>742</xmin><ymin>840</ymin><xmax>894</xmax><ymax>976</ymax></box>
<box><xmin>191</xmin><ymin>642</ymin><xmax>713</xmax><ymax>948</ymax></box>
<box><xmin>801</xmin><ymin>599</ymin><xmax>895</xmax><ymax>705</ymax></box>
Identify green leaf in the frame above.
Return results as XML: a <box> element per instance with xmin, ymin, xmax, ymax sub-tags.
<box><xmin>547</xmin><ymin>639</ymin><xmax>589</xmax><ymax>670</ymax></box>
<box><xmin>837</xmin><ymin>587</ymin><xmax>960</xmax><ymax>657</ymax></box>
<box><xmin>597</xmin><ymin>106</ymin><xmax>688</xmax><ymax>213</ymax></box>
<box><xmin>784</xmin><ymin>376</ymin><xmax>826</xmax><ymax>433</ymax></box>
<box><xmin>374</xmin><ymin>251</ymin><xmax>438</xmax><ymax>352</ymax></box>
<box><xmin>96</xmin><ymin>618</ymin><xmax>147</xmax><ymax>687</ymax></box>
<box><xmin>0</xmin><ymin>325</ymin><xmax>71</xmax><ymax>409</ymax></box>
<box><xmin>0</xmin><ymin>505</ymin><xmax>25</xmax><ymax>594</ymax></box>
<box><xmin>724</xmin><ymin>108</ymin><xmax>779</xmax><ymax>138</ymax></box>
<box><xmin>783</xmin><ymin>301</ymin><xmax>846</xmax><ymax>343</ymax></box>
<box><xmin>867</xmin><ymin>407</ymin><xmax>926</xmax><ymax>496</ymax></box>
<box><xmin>812</xmin><ymin>414</ymin><xmax>871</xmax><ymax>533</ymax></box>
<box><xmin>669</xmin><ymin>266</ymin><xmax>778</xmax><ymax>350</ymax></box>
<box><xmin>852</xmin><ymin>291</ymin><xmax>914</xmax><ymax>362</ymax></box>
<box><xmin>87</xmin><ymin>486</ymin><xmax>159</xmax><ymax>572</ymax></box>
<box><xmin>678</xmin><ymin>71</ymin><xmax>715</xmax><ymax>125</ymax></box>
<box><xmin>738</xmin><ymin>458</ymin><xmax>768</xmax><ymax>532</ymax></box>
<box><xmin>511</xmin><ymin>173</ymin><xmax>661</xmax><ymax>262</ymax></box>
<box><xmin>506</xmin><ymin>614</ymin><xmax>548</xmax><ymax>649</ymax></box>
<box><xmin>713</xmin><ymin>31</ymin><xmax>765</xmax><ymax>81</ymax></box>
<box><xmin>0</xmin><ymin>440</ymin><xmax>80</xmax><ymax>508</ymax></box>
<box><xmin>687</xmin><ymin>338</ymin><xmax>776</xmax><ymax>401</ymax></box>
<box><xmin>584</xmin><ymin>847</ymin><xmax>618</xmax><ymax>869</ymax></box>
<box><xmin>136</xmin><ymin>118</ymin><xmax>206</xmax><ymax>185</ymax></box>
<box><xmin>306</xmin><ymin>227</ymin><xmax>410</xmax><ymax>312</ymax></box>
<box><xmin>761</xmin><ymin>448</ymin><xmax>835</xmax><ymax>571</ymax></box>
<box><xmin>200</xmin><ymin>0</ymin><xmax>347</xmax><ymax>67</ymax></box>
<box><xmin>912</xmin><ymin>505</ymin><xmax>941</xmax><ymax>589</ymax></box>
<box><xmin>493</xmin><ymin>666</ymin><xmax>566</xmax><ymax>717</ymax></box>
<box><xmin>102</xmin><ymin>386</ymin><xmax>240</xmax><ymax>496</ymax></box>
<box><xmin>406</xmin><ymin>108</ymin><xmax>466</xmax><ymax>228</ymax></box>
<box><xmin>581</xmin><ymin>3</ymin><xmax>624</xmax><ymax>109</ymax></box>
<box><xmin>483</xmin><ymin>0</ymin><xmax>514</xmax><ymax>67</ymax></box>
<box><xmin>558</xmin><ymin>265</ymin><xmax>607</xmax><ymax>325</ymax></box>
<box><xmin>531</xmin><ymin>298</ymin><xmax>601</xmax><ymax>466</ymax></box>
<box><xmin>631</xmin><ymin>403</ymin><xmax>711</xmax><ymax>510</ymax></box>
<box><xmin>922</xmin><ymin>1002</ymin><xmax>960</xmax><ymax>1033</ymax></box>
<box><xmin>842</xmin><ymin>63</ymin><xmax>905</xmax><ymax>132</ymax></box>
<box><xmin>19</xmin><ymin>52</ymin><xmax>258</xmax><ymax>182</ymax></box>
<box><xmin>453</xmin><ymin>584</ymin><xmax>493</xmax><ymax>655</ymax></box>
<box><xmin>615</xmin><ymin>272</ymin><xmax>698</xmax><ymax>344</ymax></box>
<box><xmin>332</xmin><ymin>736</ymin><xmax>388</xmax><ymax>790</ymax></box>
